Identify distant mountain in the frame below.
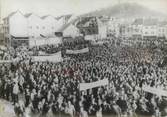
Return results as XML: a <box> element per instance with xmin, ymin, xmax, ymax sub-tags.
<box><xmin>83</xmin><ymin>3</ymin><xmax>167</xmax><ymax>18</ymax></box>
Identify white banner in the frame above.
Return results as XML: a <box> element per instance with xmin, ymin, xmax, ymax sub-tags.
<box><xmin>80</xmin><ymin>79</ymin><xmax>108</xmax><ymax>91</ymax></box>
<box><xmin>29</xmin><ymin>37</ymin><xmax>62</xmax><ymax>48</ymax></box>
<box><xmin>142</xmin><ymin>85</ymin><xmax>167</xmax><ymax>97</ymax></box>
<box><xmin>33</xmin><ymin>51</ymin><xmax>63</xmax><ymax>63</ymax></box>
<box><xmin>66</xmin><ymin>47</ymin><xmax>89</xmax><ymax>54</ymax></box>
<box><xmin>0</xmin><ymin>60</ymin><xmax>12</xmax><ymax>63</ymax></box>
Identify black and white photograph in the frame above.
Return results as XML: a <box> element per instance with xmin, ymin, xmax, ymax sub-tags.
<box><xmin>0</xmin><ymin>0</ymin><xmax>167</xmax><ymax>117</ymax></box>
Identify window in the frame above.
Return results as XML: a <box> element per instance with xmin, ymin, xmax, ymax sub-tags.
<box><xmin>43</xmin><ymin>26</ymin><xmax>45</xmax><ymax>29</ymax></box>
<box><xmin>52</xmin><ymin>27</ymin><xmax>54</xmax><ymax>29</ymax></box>
<box><xmin>36</xmin><ymin>26</ymin><xmax>39</xmax><ymax>29</ymax></box>
<box><xmin>29</xmin><ymin>26</ymin><xmax>32</xmax><ymax>29</ymax></box>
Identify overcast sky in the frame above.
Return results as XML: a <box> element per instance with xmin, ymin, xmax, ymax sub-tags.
<box><xmin>1</xmin><ymin>0</ymin><xmax>167</xmax><ymax>19</ymax></box>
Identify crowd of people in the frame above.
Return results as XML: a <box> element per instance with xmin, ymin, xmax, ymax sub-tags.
<box><xmin>0</xmin><ymin>42</ymin><xmax>167</xmax><ymax>117</ymax></box>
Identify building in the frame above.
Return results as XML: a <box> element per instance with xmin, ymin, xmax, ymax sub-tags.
<box><xmin>3</xmin><ymin>11</ymin><xmax>29</xmax><ymax>47</ymax></box>
<box><xmin>25</xmin><ymin>13</ymin><xmax>43</xmax><ymax>38</ymax></box>
<box><xmin>97</xmin><ymin>17</ymin><xmax>107</xmax><ymax>39</ymax></box>
<box><xmin>63</xmin><ymin>24</ymin><xmax>80</xmax><ymax>38</ymax></box>
<box><xmin>3</xmin><ymin>11</ymin><xmax>69</xmax><ymax>47</ymax></box>
<box><xmin>56</xmin><ymin>14</ymin><xmax>72</xmax><ymax>30</ymax></box>
<box><xmin>131</xmin><ymin>18</ymin><xmax>143</xmax><ymax>45</ymax></box>
<box><xmin>142</xmin><ymin>19</ymin><xmax>158</xmax><ymax>45</ymax></box>
<box><xmin>0</xmin><ymin>24</ymin><xmax>4</xmax><ymax>45</ymax></box>
<box><xmin>158</xmin><ymin>21</ymin><xmax>167</xmax><ymax>39</ymax></box>
<box><xmin>107</xmin><ymin>17</ymin><xmax>120</xmax><ymax>38</ymax></box>
<box><xmin>157</xmin><ymin>21</ymin><xmax>167</xmax><ymax>47</ymax></box>
<box><xmin>41</xmin><ymin>15</ymin><xmax>59</xmax><ymax>36</ymax></box>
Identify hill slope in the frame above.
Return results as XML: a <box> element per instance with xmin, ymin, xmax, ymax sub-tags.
<box><xmin>84</xmin><ymin>3</ymin><xmax>166</xmax><ymax>18</ymax></box>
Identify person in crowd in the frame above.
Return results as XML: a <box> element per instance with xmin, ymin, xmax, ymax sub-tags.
<box><xmin>12</xmin><ymin>81</ymin><xmax>19</xmax><ymax>105</ymax></box>
<box><xmin>0</xmin><ymin>43</ymin><xmax>166</xmax><ymax>117</ymax></box>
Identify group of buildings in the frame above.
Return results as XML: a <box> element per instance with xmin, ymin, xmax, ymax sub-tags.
<box><xmin>107</xmin><ymin>17</ymin><xmax>167</xmax><ymax>46</ymax></box>
<box><xmin>1</xmin><ymin>11</ymin><xmax>73</xmax><ymax>47</ymax></box>
<box><xmin>0</xmin><ymin>10</ymin><xmax>167</xmax><ymax>48</ymax></box>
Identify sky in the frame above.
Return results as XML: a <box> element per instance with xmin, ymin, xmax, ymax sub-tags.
<box><xmin>1</xmin><ymin>0</ymin><xmax>167</xmax><ymax>19</ymax></box>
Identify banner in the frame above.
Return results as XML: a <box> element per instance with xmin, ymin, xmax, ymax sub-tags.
<box><xmin>142</xmin><ymin>85</ymin><xmax>167</xmax><ymax>97</ymax></box>
<box><xmin>66</xmin><ymin>47</ymin><xmax>89</xmax><ymax>54</ymax></box>
<box><xmin>0</xmin><ymin>60</ymin><xmax>12</xmax><ymax>63</ymax></box>
<box><xmin>29</xmin><ymin>37</ymin><xmax>62</xmax><ymax>48</ymax></box>
<box><xmin>80</xmin><ymin>79</ymin><xmax>108</xmax><ymax>91</ymax></box>
<box><xmin>33</xmin><ymin>51</ymin><xmax>63</xmax><ymax>63</ymax></box>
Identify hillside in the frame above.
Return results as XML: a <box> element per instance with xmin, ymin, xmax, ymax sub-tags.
<box><xmin>83</xmin><ymin>3</ymin><xmax>167</xmax><ymax>18</ymax></box>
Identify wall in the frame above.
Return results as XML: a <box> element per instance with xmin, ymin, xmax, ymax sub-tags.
<box><xmin>142</xmin><ymin>25</ymin><xmax>158</xmax><ymax>37</ymax></box>
<box><xmin>9</xmin><ymin>12</ymin><xmax>28</xmax><ymax>37</ymax></box>
<box><xmin>63</xmin><ymin>24</ymin><xmax>79</xmax><ymax>38</ymax></box>
<box><xmin>27</xmin><ymin>14</ymin><xmax>42</xmax><ymax>38</ymax></box>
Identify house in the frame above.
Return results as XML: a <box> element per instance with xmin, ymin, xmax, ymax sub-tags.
<box><xmin>131</xmin><ymin>18</ymin><xmax>143</xmax><ymax>45</ymax></box>
<box><xmin>142</xmin><ymin>19</ymin><xmax>158</xmax><ymax>44</ymax></box>
<box><xmin>107</xmin><ymin>17</ymin><xmax>120</xmax><ymax>38</ymax></box>
<box><xmin>3</xmin><ymin>11</ymin><xmax>29</xmax><ymax>47</ymax></box>
<box><xmin>119</xmin><ymin>23</ymin><xmax>134</xmax><ymax>46</ymax></box>
<box><xmin>0</xmin><ymin>24</ymin><xmax>4</xmax><ymax>45</ymax></box>
<box><xmin>158</xmin><ymin>21</ymin><xmax>167</xmax><ymax>39</ymax></box>
<box><xmin>4</xmin><ymin>11</ymin><xmax>28</xmax><ymax>37</ymax></box>
<box><xmin>56</xmin><ymin>14</ymin><xmax>72</xmax><ymax>30</ymax></box>
<box><xmin>63</xmin><ymin>24</ymin><xmax>80</xmax><ymax>38</ymax></box>
<box><xmin>25</xmin><ymin>13</ymin><xmax>42</xmax><ymax>38</ymax></box>
<box><xmin>132</xmin><ymin>19</ymin><xmax>143</xmax><ymax>38</ymax></box>
<box><xmin>3</xmin><ymin>11</ymin><xmax>68</xmax><ymax>47</ymax></box>
<box><xmin>120</xmin><ymin>24</ymin><xmax>133</xmax><ymax>39</ymax></box>
<box><xmin>41</xmin><ymin>15</ymin><xmax>58</xmax><ymax>36</ymax></box>
<box><xmin>157</xmin><ymin>21</ymin><xmax>167</xmax><ymax>46</ymax></box>
<box><xmin>96</xmin><ymin>17</ymin><xmax>107</xmax><ymax>39</ymax></box>
<box><xmin>77</xmin><ymin>17</ymin><xmax>98</xmax><ymax>34</ymax></box>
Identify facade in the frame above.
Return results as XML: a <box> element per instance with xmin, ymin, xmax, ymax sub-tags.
<box><xmin>121</xmin><ymin>18</ymin><xmax>167</xmax><ymax>46</ymax></box>
<box><xmin>97</xmin><ymin>17</ymin><xmax>107</xmax><ymax>39</ymax></box>
<box><xmin>63</xmin><ymin>24</ymin><xmax>80</xmax><ymax>38</ymax></box>
<box><xmin>158</xmin><ymin>21</ymin><xmax>167</xmax><ymax>38</ymax></box>
<box><xmin>131</xmin><ymin>19</ymin><xmax>143</xmax><ymax>45</ymax></box>
<box><xmin>0</xmin><ymin>24</ymin><xmax>4</xmax><ymax>45</ymax></box>
<box><xmin>56</xmin><ymin>15</ymin><xmax>72</xmax><ymax>31</ymax></box>
<box><xmin>41</xmin><ymin>15</ymin><xmax>59</xmax><ymax>36</ymax></box>
<box><xmin>8</xmin><ymin>11</ymin><xmax>28</xmax><ymax>37</ymax></box>
<box><xmin>3</xmin><ymin>11</ymin><xmax>71</xmax><ymax>47</ymax></box>
<box><xmin>26</xmin><ymin>13</ymin><xmax>43</xmax><ymax>38</ymax></box>
<box><xmin>3</xmin><ymin>11</ymin><xmax>29</xmax><ymax>47</ymax></box>
<box><xmin>107</xmin><ymin>17</ymin><xmax>120</xmax><ymax>38</ymax></box>
<box><xmin>120</xmin><ymin>24</ymin><xmax>133</xmax><ymax>39</ymax></box>
<box><xmin>142</xmin><ymin>19</ymin><xmax>158</xmax><ymax>43</ymax></box>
